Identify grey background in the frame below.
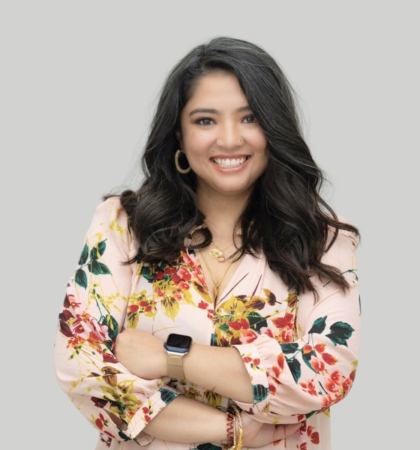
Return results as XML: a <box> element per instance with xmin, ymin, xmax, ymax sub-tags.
<box><xmin>1</xmin><ymin>1</ymin><xmax>418</xmax><ymax>448</ymax></box>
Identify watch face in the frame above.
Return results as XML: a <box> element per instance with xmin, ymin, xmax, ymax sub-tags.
<box><xmin>164</xmin><ymin>333</ymin><xmax>192</xmax><ymax>353</ymax></box>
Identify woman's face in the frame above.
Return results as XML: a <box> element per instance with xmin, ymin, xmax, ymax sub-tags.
<box><xmin>178</xmin><ymin>71</ymin><xmax>268</xmax><ymax>199</ymax></box>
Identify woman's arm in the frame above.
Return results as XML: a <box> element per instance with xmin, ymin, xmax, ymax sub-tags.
<box><xmin>116</xmin><ymin>228</ymin><xmax>361</xmax><ymax>424</ymax></box>
<box><xmin>115</xmin><ymin>329</ymin><xmax>254</xmax><ymax>403</ymax></box>
<box><xmin>54</xmin><ymin>198</ymin><xmax>182</xmax><ymax>444</ymax></box>
<box><xmin>142</xmin><ymin>395</ymin><xmax>301</xmax><ymax>446</ymax></box>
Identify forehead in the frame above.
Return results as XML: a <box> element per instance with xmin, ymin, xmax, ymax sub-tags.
<box><xmin>185</xmin><ymin>71</ymin><xmax>248</xmax><ymax>107</ymax></box>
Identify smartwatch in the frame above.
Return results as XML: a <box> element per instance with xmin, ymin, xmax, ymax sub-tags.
<box><xmin>163</xmin><ymin>333</ymin><xmax>193</xmax><ymax>380</ymax></box>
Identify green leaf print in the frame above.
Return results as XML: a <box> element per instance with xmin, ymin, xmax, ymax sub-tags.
<box><xmin>253</xmin><ymin>384</ymin><xmax>269</xmax><ymax>402</ymax></box>
<box><xmin>141</xmin><ymin>265</ymin><xmax>156</xmax><ymax>282</ymax></box>
<box><xmin>326</xmin><ymin>321</ymin><xmax>355</xmax><ymax>347</ymax></box>
<box><xmin>247</xmin><ymin>311</ymin><xmax>268</xmax><ymax>331</ymax></box>
<box><xmin>118</xmin><ymin>429</ymin><xmax>132</xmax><ymax>441</ymax></box>
<box><xmin>78</xmin><ymin>244</ymin><xmax>89</xmax><ymax>265</ymax></box>
<box><xmin>89</xmin><ymin>260</ymin><xmax>112</xmax><ymax>275</ymax></box>
<box><xmin>100</xmin><ymin>314</ymin><xmax>119</xmax><ymax>340</ymax></box>
<box><xmin>90</xmin><ymin>246</ymin><xmax>99</xmax><ymax>260</ymax></box>
<box><xmin>288</xmin><ymin>358</ymin><xmax>302</xmax><ymax>383</ymax></box>
<box><xmin>280</xmin><ymin>343</ymin><xmax>299</xmax><ymax>354</ymax></box>
<box><xmin>308</xmin><ymin>316</ymin><xmax>327</xmax><ymax>334</ymax></box>
<box><xmin>160</xmin><ymin>388</ymin><xmax>178</xmax><ymax>404</ymax></box>
<box><xmin>75</xmin><ymin>268</ymin><xmax>88</xmax><ymax>289</ymax></box>
<box><xmin>219</xmin><ymin>323</ymin><xmax>229</xmax><ymax>332</ymax></box>
<box><xmin>97</xmin><ymin>240</ymin><xmax>106</xmax><ymax>256</ymax></box>
<box><xmin>197</xmin><ymin>444</ymin><xmax>222</xmax><ymax>450</ymax></box>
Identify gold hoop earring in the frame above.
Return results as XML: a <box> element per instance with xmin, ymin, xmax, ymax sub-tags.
<box><xmin>175</xmin><ymin>149</ymin><xmax>191</xmax><ymax>174</ymax></box>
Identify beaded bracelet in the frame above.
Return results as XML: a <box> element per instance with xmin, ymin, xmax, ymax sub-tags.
<box><xmin>228</xmin><ymin>404</ymin><xmax>243</xmax><ymax>450</ymax></box>
<box><xmin>226</xmin><ymin>409</ymin><xmax>236</xmax><ymax>449</ymax></box>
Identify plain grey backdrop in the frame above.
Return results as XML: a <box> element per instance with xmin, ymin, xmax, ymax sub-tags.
<box><xmin>1</xmin><ymin>1</ymin><xmax>418</xmax><ymax>448</ymax></box>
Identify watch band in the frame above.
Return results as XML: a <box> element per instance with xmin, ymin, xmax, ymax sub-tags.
<box><xmin>167</xmin><ymin>352</ymin><xmax>186</xmax><ymax>379</ymax></box>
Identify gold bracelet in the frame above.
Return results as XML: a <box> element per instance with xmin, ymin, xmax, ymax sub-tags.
<box><xmin>228</xmin><ymin>404</ymin><xmax>243</xmax><ymax>450</ymax></box>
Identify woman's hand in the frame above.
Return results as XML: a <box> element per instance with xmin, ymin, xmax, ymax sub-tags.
<box><xmin>241</xmin><ymin>412</ymin><xmax>302</xmax><ymax>447</ymax></box>
<box><xmin>115</xmin><ymin>328</ymin><xmax>166</xmax><ymax>379</ymax></box>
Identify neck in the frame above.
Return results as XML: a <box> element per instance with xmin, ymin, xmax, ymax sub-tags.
<box><xmin>196</xmin><ymin>186</ymin><xmax>250</xmax><ymax>241</ymax></box>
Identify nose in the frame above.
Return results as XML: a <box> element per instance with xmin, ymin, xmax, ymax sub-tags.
<box><xmin>216</xmin><ymin>121</ymin><xmax>243</xmax><ymax>149</ymax></box>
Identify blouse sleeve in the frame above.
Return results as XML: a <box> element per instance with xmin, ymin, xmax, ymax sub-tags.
<box><xmin>231</xmin><ymin>228</ymin><xmax>360</xmax><ymax>424</ymax></box>
<box><xmin>54</xmin><ymin>198</ymin><xmax>179</xmax><ymax>445</ymax></box>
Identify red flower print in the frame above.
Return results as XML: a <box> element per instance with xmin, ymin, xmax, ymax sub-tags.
<box><xmin>179</xmin><ymin>281</ymin><xmax>189</xmax><ymax>290</ymax></box>
<box><xmin>172</xmin><ymin>275</ymin><xmax>181</xmax><ymax>284</ymax></box>
<box><xmin>350</xmin><ymin>370</ymin><xmax>356</xmax><ymax>382</ymax></box>
<box><xmin>95</xmin><ymin>418</ymin><xmax>104</xmax><ymax>430</ymax></box>
<box><xmin>303</xmin><ymin>345</ymin><xmax>313</xmax><ymax>354</ymax></box>
<box><xmin>315</xmin><ymin>343</ymin><xmax>326</xmax><ymax>353</ymax></box>
<box><xmin>322</xmin><ymin>353</ymin><xmax>338</xmax><ymax>366</ymax></box>
<box><xmin>343</xmin><ymin>378</ymin><xmax>352</xmax><ymax>393</ymax></box>
<box><xmin>272</xmin><ymin>365</ymin><xmax>280</xmax><ymax>378</ymax></box>
<box><xmin>253</xmin><ymin>358</ymin><xmax>261</xmax><ymax>366</ymax></box>
<box><xmin>277</xmin><ymin>353</ymin><xmax>285</xmax><ymax>370</ymax></box>
<box><xmin>128</xmin><ymin>305</ymin><xmax>139</xmax><ymax>313</ymax></box>
<box><xmin>330</xmin><ymin>370</ymin><xmax>342</xmax><ymax>384</ymax></box>
<box><xmin>306</xmin><ymin>425</ymin><xmax>320</xmax><ymax>444</ymax></box>
<box><xmin>307</xmin><ymin>381</ymin><xmax>317</xmax><ymax>397</ymax></box>
<box><xmin>179</xmin><ymin>266</ymin><xmax>191</xmax><ymax>281</ymax></box>
<box><xmin>103</xmin><ymin>352</ymin><xmax>118</xmax><ymax>363</ymax></box>
<box><xmin>300</xmin><ymin>443</ymin><xmax>307</xmax><ymax>450</ymax></box>
<box><xmin>310</xmin><ymin>432</ymin><xmax>320</xmax><ymax>444</ymax></box>
<box><xmin>310</xmin><ymin>358</ymin><xmax>325</xmax><ymax>373</ymax></box>
<box><xmin>325</xmin><ymin>378</ymin><xmax>338</xmax><ymax>393</ymax></box>
<box><xmin>269</xmin><ymin>383</ymin><xmax>277</xmax><ymax>395</ymax></box>
<box><xmin>243</xmin><ymin>356</ymin><xmax>252</xmax><ymax>363</ymax></box>
<box><xmin>262</xmin><ymin>327</ymin><xmax>275</xmax><ymax>338</ymax></box>
<box><xmin>240</xmin><ymin>329</ymin><xmax>258</xmax><ymax>344</ymax></box>
<box><xmin>229</xmin><ymin>321</ymin><xmax>242</xmax><ymax>330</ymax></box>
<box><xmin>156</xmin><ymin>271</ymin><xmax>164</xmax><ymax>280</ymax></box>
<box><xmin>156</xmin><ymin>289</ymin><xmax>164</xmax><ymax>297</ymax></box>
<box><xmin>198</xmin><ymin>301</ymin><xmax>208</xmax><ymax>309</ymax></box>
<box><xmin>164</xmin><ymin>267</ymin><xmax>177</xmax><ymax>275</ymax></box>
<box><xmin>281</xmin><ymin>328</ymin><xmax>294</xmax><ymax>342</ymax></box>
<box><xmin>272</xmin><ymin>313</ymin><xmax>294</xmax><ymax>329</ymax></box>
<box><xmin>322</xmin><ymin>394</ymin><xmax>333</xmax><ymax>408</ymax></box>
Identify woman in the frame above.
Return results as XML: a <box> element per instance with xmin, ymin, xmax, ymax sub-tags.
<box><xmin>54</xmin><ymin>37</ymin><xmax>360</xmax><ymax>450</ymax></box>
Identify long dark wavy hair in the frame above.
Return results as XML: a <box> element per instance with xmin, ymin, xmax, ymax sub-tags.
<box><xmin>118</xmin><ymin>36</ymin><xmax>359</xmax><ymax>297</ymax></box>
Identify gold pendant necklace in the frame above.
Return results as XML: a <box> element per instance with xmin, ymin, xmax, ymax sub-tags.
<box><xmin>208</xmin><ymin>241</ymin><xmax>234</xmax><ymax>263</ymax></box>
<box><xmin>198</xmin><ymin>248</ymin><xmax>235</xmax><ymax>303</ymax></box>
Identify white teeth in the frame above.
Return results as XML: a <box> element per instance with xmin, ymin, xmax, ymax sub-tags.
<box><xmin>213</xmin><ymin>157</ymin><xmax>247</xmax><ymax>168</ymax></box>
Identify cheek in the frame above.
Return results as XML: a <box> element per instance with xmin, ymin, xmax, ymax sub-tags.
<box><xmin>254</xmin><ymin>132</ymin><xmax>268</xmax><ymax>153</ymax></box>
<box><xmin>183</xmin><ymin>129</ymin><xmax>213</xmax><ymax>153</ymax></box>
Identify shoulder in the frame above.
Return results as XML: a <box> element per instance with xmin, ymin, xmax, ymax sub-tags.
<box><xmin>318</xmin><ymin>216</ymin><xmax>359</xmax><ymax>288</ymax></box>
<box><xmin>87</xmin><ymin>196</ymin><xmax>137</xmax><ymax>255</ymax></box>
<box><xmin>89</xmin><ymin>196</ymin><xmax>127</xmax><ymax>226</ymax></box>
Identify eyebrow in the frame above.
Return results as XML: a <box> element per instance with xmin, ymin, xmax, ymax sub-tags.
<box><xmin>188</xmin><ymin>106</ymin><xmax>252</xmax><ymax>117</ymax></box>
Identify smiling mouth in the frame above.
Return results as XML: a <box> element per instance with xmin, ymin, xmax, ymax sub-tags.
<box><xmin>211</xmin><ymin>156</ymin><xmax>250</xmax><ymax>169</ymax></box>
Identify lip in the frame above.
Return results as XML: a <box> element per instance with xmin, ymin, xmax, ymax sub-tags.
<box><xmin>211</xmin><ymin>155</ymin><xmax>251</xmax><ymax>172</ymax></box>
<box><xmin>211</xmin><ymin>154</ymin><xmax>250</xmax><ymax>159</ymax></box>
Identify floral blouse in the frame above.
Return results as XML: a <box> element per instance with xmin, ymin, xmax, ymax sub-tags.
<box><xmin>54</xmin><ymin>197</ymin><xmax>361</xmax><ymax>450</ymax></box>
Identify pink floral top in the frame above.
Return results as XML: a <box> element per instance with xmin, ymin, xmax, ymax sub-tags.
<box><xmin>54</xmin><ymin>197</ymin><xmax>361</xmax><ymax>450</ymax></box>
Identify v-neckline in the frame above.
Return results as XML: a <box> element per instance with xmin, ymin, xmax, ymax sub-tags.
<box><xmin>186</xmin><ymin>247</ymin><xmax>249</xmax><ymax>307</ymax></box>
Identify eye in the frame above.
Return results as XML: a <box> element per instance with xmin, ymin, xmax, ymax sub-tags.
<box><xmin>243</xmin><ymin>114</ymin><xmax>257</xmax><ymax>124</ymax></box>
<box><xmin>196</xmin><ymin>118</ymin><xmax>214</xmax><ymax>126</ymax></box>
